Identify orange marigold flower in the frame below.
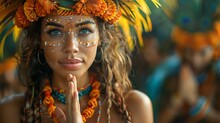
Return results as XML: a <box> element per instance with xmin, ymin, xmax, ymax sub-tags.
<box><xmin>53</xmin><ymin>117</ymin><xmax>60</xmax><ymax>123</ymax></box>
<box><xmin>88</xmin><ymin>98</ymin><xmax>98</xmax><ymax>108</ymax></box>
<box><xmin>101</xmin><ymin>0</ymin><xmax>117</xmax><ymax>22</ymax></box>
<box><xmin>35</xmin><ymin>1</ymin><xmax>47</xmax><ymax>17</ymax></box>
<box><xmin>14</xmin><ymin>6</ymin><xmax>30</xmax><ymax>28</ymax></box>
<box><xmin>92</xmin><ymin>81</ymin><xmax>100</xmax><ymax>89</ymax></box>
<box><xmin>89</xmin><ymin>89</ymin><xmax>100</xmax><ymax>98</ymax></box>
<box><xmin>38</xmin><ymin>0</ymin><xmax>57</xmax><ymax>14</ymax></box>
<box><xmin>109</xmin><ymin>10</ymin><xmax>122</xmax><ymax>24</ymax></box>
<box><xmin>43</xmin><ymin>95</ymin><xmax>54</xmax><ymax>105</ymax></box>
<box><xmin>48</xmin><ymin>105</ymin><xmax>56</xmax><ymax>116</ymax></box>
<box><xmin>80</xmin><ymin>0</ymin><xmax>88</xmax><ymax>3</ymax></box>
<box><xmin>82</xmin><ymin>115</ymin><xmax>86</xmax><ymax>122</ymax></box>
<box><xmin>82</xmin><ymin>107</ymin><xmax>95</xmax><ymax>118</ymax></box>
<box><xmin>43</xmin><ymin>85</ymin><xmax>52</xmax><ymax>93</ymax></box>
<box><xmin>86</xmin><ymin>0</ymin><xmax>107</xmax><ymax>16</ymax></box>
<box><xmin>24</xmin><ymin>0</ymin><xmax>38</xmax><ymax>22</ymax></box>
<box><xmin>72</xmin><ymin>1</ymin><xmax>89</xmax><ymax>15</ymax></box>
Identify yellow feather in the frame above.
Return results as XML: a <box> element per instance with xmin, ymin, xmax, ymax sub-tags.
<box><xmin>136</xmin><ymin>0</ymin><xmax>151</xmax><ymax>14</ymax></box>
<box><xmin>0</xmin><ymin>0</ymin><xmax>22</xmax><ymax>23</ymax></box>
<box><xmin>151</xmin><ymin>0</ymin><xmax>161</xmax><ymax>8</ymax></box>
<box><xmin>13</xmin><ymin>24</ymin><xmax>21</xmax><ymax>42</ymax></box>
<box><xmin>117</xmin><ymin>0</ymin><xmax>161</xmax><ymax>50</ymax></box>
<box><xmin>147</xmin><ymin>16</ymin><xmax>152</xmax><ymax>31</ymax></box>
<box><xmin>118</xmin><ymin>18</ymin><xmax>134</xmax><ymax>49</ymax></box>
<box><xmin>0</xmin><ymin>25</ymin><xmax>14</xmax><ymax>58</ymax></box>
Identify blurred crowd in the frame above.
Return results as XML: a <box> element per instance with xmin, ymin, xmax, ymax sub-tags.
<box><xmin>133</xmin><ymin>0</ymin><xmax>220</xmax><ymax>122</ymax></box>
<box><xmin>1</xmin><ymin>0</ymin><xmax>220</xmax><ymax>123</ymax></box>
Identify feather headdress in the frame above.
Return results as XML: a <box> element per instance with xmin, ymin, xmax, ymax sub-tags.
<box><xmin>0</xmin><ymin>0</ymin><xmax>160</xmax><ymax>57</ymax></box>
<box><xmin>162</xmin><ymin>0</ymin><xmax>220</xmax><ymax>59</ymax></box>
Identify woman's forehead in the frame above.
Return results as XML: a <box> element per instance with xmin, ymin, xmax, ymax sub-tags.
<box><xmin>42</xmin><ymin>15</ymin><xmax>97</xmax><ymax>25</ymax></box>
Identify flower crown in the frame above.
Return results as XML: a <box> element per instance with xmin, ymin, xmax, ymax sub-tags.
<box><xmin>15</xmin><ymin>0</ymin><xmax>126</xmax><ymax>28</ymax></box>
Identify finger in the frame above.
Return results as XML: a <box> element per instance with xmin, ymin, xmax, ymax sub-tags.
<box><xmin>67</xmin><ymin>74</ymin><xmax>74</xmax><ymax>103</ymax></box>
<box><xmin>67</xmin><ymin>74</ymin><xmax>74</xmax><ymax>105</ymax></box>
<box><xmin>72</xmin><ymin>76</ymin><xmax>78</xmax><ymax>97</ymax></box>
<box><xmin>67</xmin><ymin>82</ymin><xmax>74</xmax><ymax>104</ymax></box>
<box><xmin>67</xmin><ymin>75</ymin><xmax>74</xmax><ymax>121</ymax></box>
<box><xmin>72</xmin><ymin>76</ymin><xmax>81</xmax><ymax>111</ymax></box>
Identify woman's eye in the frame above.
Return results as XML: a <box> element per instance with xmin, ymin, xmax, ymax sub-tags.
<box><xmin>47</xmin><ymin>29</ymin><xmax>63</xmax><ymax>37</ymax></box>
<box><xmin>79</xmin><ymin>28</ymin><xmax>92</xmax><ymax>35</ymax></box>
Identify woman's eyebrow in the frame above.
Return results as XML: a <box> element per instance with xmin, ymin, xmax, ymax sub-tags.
<box><xmin>75</xmin><ymin>20</ymin><xmax>95</xmax><ymax>27</ymax></box>
<box><xmin>45</xmin><ymin>22</ymin><xmax>64</xmax><ymax>27</ymax></box>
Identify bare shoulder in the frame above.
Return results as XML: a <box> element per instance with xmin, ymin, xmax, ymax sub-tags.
<box><xmin>125</xmin><ymin>90</ymin><xmax>153</xmax><ymax>123</ymax></box>
<box><xmin>0</xmin><ymin>93</ymin><xmax>25</xmax><ymax>123</ymax></box>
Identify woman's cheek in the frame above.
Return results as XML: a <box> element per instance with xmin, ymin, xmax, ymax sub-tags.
<box><xmin>84</xmin><ymin>45</ymin><xmax>98</xmax><ymax>63</ymax></box>
<box><xmin>44</xmin><ymin>49</ymin><xmax>60</xmax><ymax>67</ymax></box>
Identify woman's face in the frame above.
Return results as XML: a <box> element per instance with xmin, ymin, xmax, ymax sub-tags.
<box><xmin>41</xmin><ymin>15</ymin><xmax>99</xmax><ymax>78</ymax></box>
<box><xmin>183</xmin><ymin>45</ymin><xmax>214</xmax><ymax>71</ymax></box>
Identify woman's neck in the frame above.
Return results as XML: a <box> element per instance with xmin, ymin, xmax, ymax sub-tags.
<box><xmin>51</xmin><ymin>72</ymin><xmax>90</xmax><ymax>92</ymax></box>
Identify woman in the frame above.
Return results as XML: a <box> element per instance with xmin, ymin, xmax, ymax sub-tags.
<box><xmin>0</xmin><ymin>0</ymin><xmax>155</xmax><ymax>123</ymax></box>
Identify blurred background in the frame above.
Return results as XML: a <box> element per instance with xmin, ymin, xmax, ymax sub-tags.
<box><xmin>131</xmin><ymin>0</ymin><xmax>220</xmax><ymax>122</ymax></box>
<box><xmin>1</xmin><ymin>0</ymin><xmax>220</xmax><ymax>122</ymax></box>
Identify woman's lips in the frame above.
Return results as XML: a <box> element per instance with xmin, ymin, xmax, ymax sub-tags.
<box><xmin>58</xmin><ymin>58</ymin><xmax>83</xmax><ymax>70</ymax></box>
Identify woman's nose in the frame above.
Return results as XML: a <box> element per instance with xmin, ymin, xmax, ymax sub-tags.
<box><xmin>62</xmin><ymin>34</ymin><xmax>79</xmax><ymax>53</ymax></box>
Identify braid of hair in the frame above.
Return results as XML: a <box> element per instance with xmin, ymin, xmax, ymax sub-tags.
<box><xmin>105</xmin><ymin>64</ymin><xmax>114</xmax><ymax>123</ymax></box>
<box><xmin>106</xmin><ymin>85</ymin><xmax>112</xmax><ymax>123</ymax></box>
<box><xmin>113</xmin><ymin>84</ymin><xmax>131</xmax><ymax>123</ymax></box>
<box><xmin>120</xmin><ymin>97</ymin><xmax>132</xmax><ymax>123</ymax></box>
<box><xmin>20</xmin><ymin>88</ymin><xmax>34</xmax><ymax>123</ymax></box>
<box><xmin>33</xmin><ymin>83</ymin><xmax>44</xmax><ymax>122</ymax></box>
<box><xmin>21</xmin><ymin>81</ymin><xmax>45</xmax><ymax>123</ymax></box>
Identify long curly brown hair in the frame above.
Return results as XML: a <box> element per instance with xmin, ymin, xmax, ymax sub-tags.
<box><xmin>18</xmin><ymin>17</ymin><xmax>133</xmax><ymax>123</ymax></box>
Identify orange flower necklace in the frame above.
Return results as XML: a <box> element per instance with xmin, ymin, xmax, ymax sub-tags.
<box><xmin>42</xmin><ymin>78</ymin><xmax>101</xmax><ymax>123</ymax></box>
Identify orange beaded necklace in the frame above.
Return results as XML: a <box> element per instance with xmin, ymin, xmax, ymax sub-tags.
<box><xmin>42</xmin><ymin>79</ymin><xmax>101</xmax><ymax>123</ymax></box>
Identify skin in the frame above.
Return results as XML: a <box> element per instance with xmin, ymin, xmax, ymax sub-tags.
<box><xmin>0</xmin><ymin>15</ymin><xmax>153</xmax><ymax>123</ymax></box>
